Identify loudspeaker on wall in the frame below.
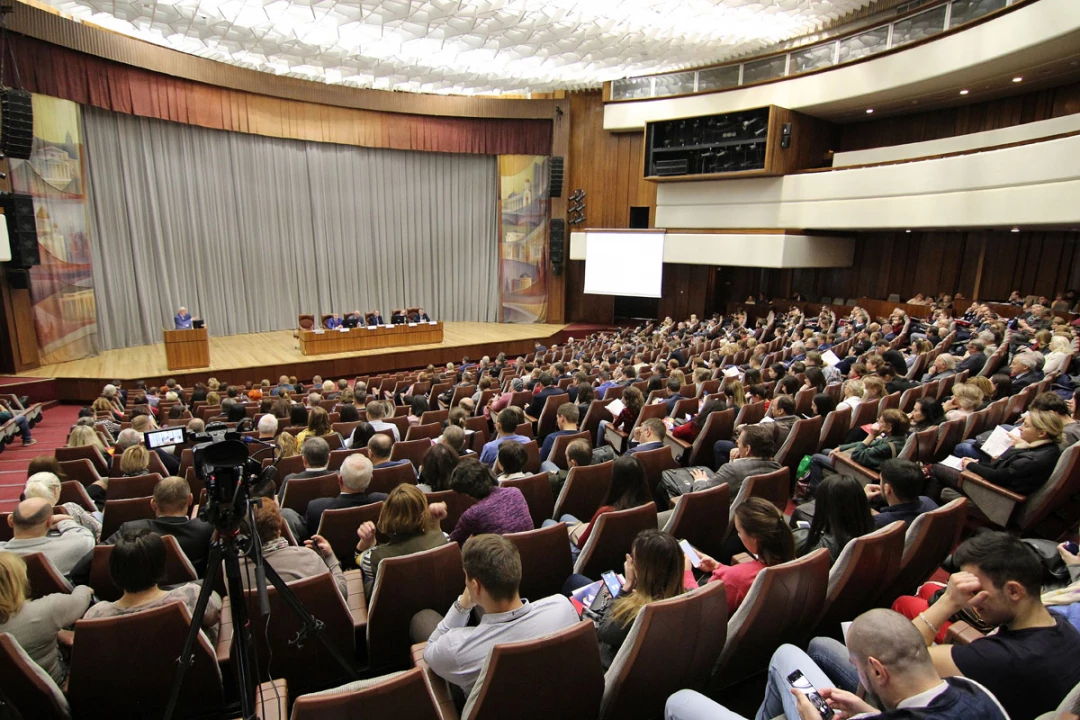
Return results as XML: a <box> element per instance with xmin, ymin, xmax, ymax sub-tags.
<box><xmin>550</xmin><ymin>218</ymin><xmax>565</xmax><ymax>275</ymax></box>
<box><xmin>0</xmin><ymin>89</ymin><xmax>34</xmax><ymax>161</ymax></box>
<box><xmin>0</xmin><ymin>193</ymin><xmax>39</xmax><ymax>268</ymax></box>
<box><xmin>549</xmin><ymin>156</ymin><xmax>564</xmax><ymax>198</ymax></box>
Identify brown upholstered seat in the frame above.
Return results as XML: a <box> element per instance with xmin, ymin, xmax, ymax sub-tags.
<box><xmin>424</xmin><ymin>490</ymin><xmax>480</xmax><ymax>533</ymax></box>
<box><xmin>21</xmin><ymin>552</ymin><xmax>74</xmax><ymax>598</ymax></box>
<box><xmin>298</xmin><ymin>314</ymin><xmax>315</xmax><ymax>330</ymax></box>
<box><xmin>711</xmin><ymin>548</ymin><xmax>830</xmax><ymax>689</ymax></box>
<box><xmin>89</xmin><ymin>535</ymin><xmax>197</xmax><ymax>602</ymax></box>
<box><xmin>290</xmin><ymin>667</ymin><xmax>441</xmax><ymax>720</ymax></box>
<box><xmin>553</xmin><ymin>460</ymin><xmax>614</xmax><ymax>522</ymax></box>
<box><xmin>55</xmin><ymin>444</ymin><xmax>110</xmax><ymax>476</ymax></box>
<box><xmin>817</xmin><ymin>406</ymin><xmax>851</xmax><ymax>452</ymax></box>
<box><xmin>574</xmin><ymin>503</ymin><xmax>658</xmax><ymax>577</ymax></box>
<box><xmin>104</xmin><ymin>473</ymin><xmax>163</xmax><ymax>501</ymax></box>
<box><xmin>773</xmin><ymin>416</ymin><xmax>823</xmax><ymax>489</ymax></box>
<box><xmin>281</xmin><ymin>472</ymin><xmax>340</xmax><ymax>515</ymax></box>
<box><xmin>366</xmin><ymin>542</ymin><xmax>465</xmax><ymax>671</ymax></box>
<box><xmin>530</xmin><ymin>393</ymin><xmax>570</xmax><ymax>440</ymax></box>
<box><xmin>817</xmin><ymin>521</ymin><xmax>905</xmax><ymax>634</ymax></box>
<box><xmin>316</xmin><ymin>502</ymin><xmax>385</xmax><ymax>569</ymax></box>
<box><xmin>391</xmin><ymin>439</ymin><xmax>431</xmax><ymax>470</ymax></box>
<box><xmin>461</xmin><ymin>621</ymin><xmax>605</xmax><ymax>720</ymax></box>
<box><xmin>369</xmin><ymin>463</ymin><xmax>418</xmax><ymax>495</ymax></box>
<box><xmin>931</xmin><ymin>418</ymin><xmax>966</xmax><ymax>463</ymax></box>
<box><xmin>499</xmin><ymin>473</ymin><xmax>554</xmax><ymax>528</ymax></box>
<box><xmin>730</xmin><ymin>467</ymin><xmax>790</xmax><ymax>521</ymax></box>
<box><xmin>600</xmin><ymin>581</ymin><xmax>729</xmax><ymax>720</ymax></box>
<box><xmin>100</xmin><ymin>496</ymin><xmax>155</xmax><ymax>539</ymax></box>
<box><xmin>661</xmin><ymin>482</ymin><xmax>730</xmax><ymax>559</ymax></box>
<box><xmin>633</xmin><ymin>446</ymin><xmax>680</xmax><ymax>503</ymax></box>
<box><xmin>328</xmin><ymin>447</ymin><xmax>368</xmax><ymax>470</ymax></box>
<box><xmin>581</xmin><ymin>400</ymin><xmax>615</xmax><ymax>447</ymax></box>
<box><xmin>0</xmin><ymin>632</ymin><xmax>70</xmax><ymax>720</ymax></box>
<box><xmin>448</xmin><ymin>385</ymin><xmax>476</xmax><ymax>409</ymax></box>
<box><xmin>847</xmin><ymin>398</ymin><xmax>881</xmax><ymax>431</ymax></box>
<box><xmin>876</xmin><ymin>498</ymin><xmax>967</xmax><ymax>606</ymax></box>
<box><xmin>682</xmin><ymin>408</ymin><xmax>736</xmax><ymax>468</ymax></box>
<box><xmin>57</xmin><ymin>458</ymin><xmax>105</xmax><ymax>488</ymax></box>
<box><xmin>732</xmin><ymin>401</ymin><xmax>766</xmax><ymax>429</ymax></box>
<box><xmin>68</xmin><ymin>602</ymin><xmax>224</xmax><ymax>718</ymax></box>
<box><xmin>544</xmin><ymin>430</ymin><xmax>590</xmax><ymax>469</ymax></box>
<box><xmin>58</xmin><ymin>481</ymin><xmax>96</xmax><ymax>512</ymax></box>
<box><xmin>505</xmin><ymin>523</ymin><xmax>574</xmax><ymax>601</ymax></box>
<box><xmin>405</xmin><ymin>423</ymin><xmax>443</xmax><ymax>442</ymax></box>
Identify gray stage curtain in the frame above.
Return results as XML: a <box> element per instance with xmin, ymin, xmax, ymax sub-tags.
<box><xmin>82</xmin><ymin>107</ymin><xmax>498</xmax><ymax>350</ymax></box>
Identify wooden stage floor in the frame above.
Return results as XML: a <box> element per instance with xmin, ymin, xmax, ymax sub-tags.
<box><xmin>23</xmin><ymin>322</ymin><xmax>570</xmax><ymax>402</ymax></box>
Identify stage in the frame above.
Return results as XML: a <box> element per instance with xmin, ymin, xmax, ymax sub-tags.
<box><xmin>19</xmin><ymin>322</ymin><xmax>574</xmax><ymax>403</ymax></box>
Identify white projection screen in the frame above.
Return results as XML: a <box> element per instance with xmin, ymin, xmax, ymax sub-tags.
<box><xmin>583</xmin><ymin>231</ymin><xmax>664</xmax><ymax>298</ymax></box>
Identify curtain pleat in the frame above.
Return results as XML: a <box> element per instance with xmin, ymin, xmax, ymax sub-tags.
<box><xmin>82</xmin><ymin>107</ymin><xmax>499</xmax><ymax>350</ymax></box>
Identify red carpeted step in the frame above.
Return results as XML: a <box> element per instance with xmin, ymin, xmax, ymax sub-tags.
<box><xmin>0</xmin><ymin>404</ymin><xmax>81</xmax><ymax>511</ymax></box>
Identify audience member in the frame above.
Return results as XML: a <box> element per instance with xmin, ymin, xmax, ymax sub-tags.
<box><xmin>239</xmin><ymin>503</ymin><xmax>346</xmax><ymax>600</ymax></box>
<box><xmin>551</xmin><ymin>455</ymin><xmax>651</xmax><ymax>555</ymax></box>
<box><xmin>356</xmin><ymin>484</ymin><xmax>449</xmax><ymax>595</ymax></box>
<box><xmin>865</xmin><ymin>459</ymin><xmax>938</xmax><ymax>528</ymax></box>
<box><xmin>494</xmin><ymin>440</ymin><xmax>529</xmax><ymax>482</ymax></box>
<box><xmin>304</xmin><ymin>454</ymin><xmax>387</xmax><ymax>535</ymax></box>
<box><xmin>0</xmin><ymin>497</ymin><xmax>94</xmax><ymax>576</ymax></box>
<box><xmin>366</xmin><ymin>401</ymin><xmax>400</xmax><ymax>441</ymax></box>
<box><xmin>23</xmin><ymin>470</ymin><xmax>101</xmax><ymax>540</ymax></box>
<box><xmin>793</xmin><ymin>474</ymin><xmax>874</xmax><ymax>563</ymax></box>
<box><xmin>479</xmin><ymin>408</ymin><xmax>531</xmax><ymax>467</ymax></box>
<box><xmin>626</xmin><ymin>417</ymin><xmax>667</xmax><ymax>455</ymax></box>
<box><xmin>419</xmin><ymin>444</ymin><xmax>460</xmax><ymax>492</ymax></box>
<box><xmin>446</xmin><ymin>459</ymin><xmax>532</xmax><ymax>544</ymax></box>
<box><xmin>280</xmin><ymin>437</ymin><xmax>332</xmax><ymax>497</ymax></box>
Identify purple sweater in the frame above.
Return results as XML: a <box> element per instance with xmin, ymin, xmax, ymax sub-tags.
<box><xmin>449</xmin><ymin>486</ymin><xmax>533</xmax><ymax>544</ymax></box>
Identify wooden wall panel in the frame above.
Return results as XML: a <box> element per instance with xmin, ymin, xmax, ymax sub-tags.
<box><xmin>838</xmin><ymin>80</ymin><xmax>1080</xmax><ymax>152</ymax></box>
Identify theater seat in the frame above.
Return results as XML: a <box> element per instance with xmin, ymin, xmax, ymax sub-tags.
<box><xmin>773</xmin><ymin>416</ymin><xmax>822</xmax><ymax>490</ymax></box>
<box><xmin>316</xmin><ymin>502</ymin><xmax>384</xmax><ymax>569</ymax></box>
<box><xmin>104</xmin><ymin>473</ymin><xmax>164</xmax><ymax>501</ymax></box>
<box><xmin>817</xmin><ymin>406</ymin><xmax>851</xmax><ymax>452</ymax></box>
<box><xmin>298</xmin><ymin>314</ymin><xmax>315</xmax><ymax>330</ymax></box>
<box><xmin>876</xmin><ymin>498</ymin><xmax>967</xmax><ymax>606</ymax></box>
<box><xmin>281</xmin><ymin>472</ymin><xmax>341</xmax><ymax>515</ymax></box>
<box><xmin>291</xmin><ymin>668</ymin><xmax>441</xmax><ymax>720</ymax></box>
<box><xmin>600</xmin><ymin>581</ymin><xmax>728</xmax><ymax>720</ymax></box>
<box><xmin>816</xmin><ymin>521</ymin><xmax>905</xmax><ymax>635</ymax></box>
<box><xmin>0</xmin><ymin>632</ymin><xmax>71</xmax><ymax>720</ymax></box>
<box><xmin>553</xmin><ymin>460</ymin><xmax>613</xmax><ymax>521</ymax></box>
<box><xmin>90</xmin><ymin>535</ymin><xmax>197</xmax><ymax>602</ymax></box>
<box><xmin>499</xmin><ymin>473</ymin><xmax>554</xmax><ymax>528</ymax></box>
<box><xmin>710</xmin><ymin>548</ymin><xmax>830</xmax><ymax>690</ymax></box>
<box><xmin>505</xmin><ymin>523</ymin><xmax>574</xmax><ymax>601</ymax></box>
<box><xmin>574</xmin><ymin>503</ymin><xmax>658</xmax><ymax>577</ymax></box>
<box><xmin>21</xmin><ymin>552</ymin><xmax>74</xmax><ymax>599</ymax></box>
<box><xmin>661</xmin><ymin>482</ymin><xmax>730</xmax><ymax>559</ymax></box>
<box><xmin>100</xmin><ymin>496</ymin><xmax>155</xmax><ymax>539</ymax></box>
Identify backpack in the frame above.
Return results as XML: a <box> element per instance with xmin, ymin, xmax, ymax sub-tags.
<box><xmin>591</xmin><ymin>445</ymin><xmax>617</xmax><ymax>464</ymax></box>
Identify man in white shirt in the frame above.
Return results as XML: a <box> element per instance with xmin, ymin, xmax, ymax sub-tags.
<box><xmin>417</xmin><ymin>534</ymin><xmax>578</xmax><ymax>699</ymax></box>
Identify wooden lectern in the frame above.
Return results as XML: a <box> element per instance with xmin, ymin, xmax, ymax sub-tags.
<box><xmin>163</xmin><ymin>328</ymin><xmax>210</xmax><ymax>370</ymax></box>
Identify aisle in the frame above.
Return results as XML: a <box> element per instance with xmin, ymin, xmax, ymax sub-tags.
<box><xmin>0</xmin><ymin>405</ymin><xmax>80</xmax><ymax>511</ymax></box>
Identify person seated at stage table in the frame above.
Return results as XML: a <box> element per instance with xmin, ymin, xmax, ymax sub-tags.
<box><xmin>410</xmin><ymin>307</ymin><xmax>431</xmax><ymax>323</ymax></box>
<box><xmin>391</xmin><ymin>309</ymin><xmax>407</xmax><ymax>325</ymax></box>
<box><xmin>325</xmin><ymin>313</ymin><xmax>343</xmax><ymax>330</ymax></box>
<box><xmin>174</xmin><ymin>306</ymin><xmax>194</xmax><ymax>330</ymax></box>
<box><xmin>367</xmin><ymin>310</ymin><xmax>385</xmax><ymax>326</ymax></box>
<box><xmin>342</xmin><ymin>310</ymin><xmax>363</xmax><ymax>328</ymax></box>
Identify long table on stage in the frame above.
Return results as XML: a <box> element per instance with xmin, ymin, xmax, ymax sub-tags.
<box><xmin>298</xmin><ymin>322</ymin><xmax>444</xmax><ymax>356</ymax></box>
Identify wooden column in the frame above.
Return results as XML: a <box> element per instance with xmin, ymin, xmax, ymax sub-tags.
<box><xmin>547</xmin><ymin>96</ymin><xmax>569</xmax><ymax>323</ymax></box>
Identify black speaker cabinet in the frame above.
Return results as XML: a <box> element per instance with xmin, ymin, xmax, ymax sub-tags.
<box><xmin>1</xmin><ymin>193</ymin><xmax>39</xmax><ymax>268</ymax></box>
<box><xmin>550</xmin><ymin>218</ymin><xmax>565</xmax><ymax>276</ymax></box>
<box><xmin>0</xmin><ymin>89</ymin><xmax>33</xmax><ymax>161</ymax></box>
<box><xmin>549</xmin><ymin>156</ymin><xmax>564</xmax><ymax>198</ymax></box>
<box><xmin>6</xmin><ymin>268</ymin><xmax>29</xmax><ymax>289</ymax></box>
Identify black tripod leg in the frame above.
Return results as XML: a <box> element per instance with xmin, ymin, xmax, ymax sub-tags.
<box><xmin>221</xmin><ymin>536</ymin><xmax>259</xmax><ymax>719</ymax></box>
<box><xmin>260</xmin><ymin>561</ymin><xmax>359</xmax><ymax>683</ymax></box>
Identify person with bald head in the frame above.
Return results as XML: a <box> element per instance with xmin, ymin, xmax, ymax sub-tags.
<box><xmin>108</xmin><ymin>476</ymin><xmax>213</xmax><ymax>575</ymax></box>
<box><xmin>0</xmin><ymin>497</ymin><xmax>94</xmax><ymax>576</ymax></box>
<box><xmin>304</xmin><ymin>454</ymin><xmax>387</xmax><ymax>534</ymax></box>
<box><xmin>665</xmin><ymin>608</ymin><xmax>1007</xmax><ymax>720</ymax></box>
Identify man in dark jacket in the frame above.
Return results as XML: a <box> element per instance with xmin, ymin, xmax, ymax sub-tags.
<box><xmin>525</xmin><ymin>372</ymin><xmax>567</xmax><ymax>419</ymax></box>
<box><xmin>305</xmin><ymin>454</ymin><xmax>387</xmax><ymax>536</ymax></box>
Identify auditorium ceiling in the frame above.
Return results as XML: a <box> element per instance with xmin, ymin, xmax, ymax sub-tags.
<box><xmin>34</xmin><ymin>0</ymin><xmax>882</xmax><ymax>95</ymax></box>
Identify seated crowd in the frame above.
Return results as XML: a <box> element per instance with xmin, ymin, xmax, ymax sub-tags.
<box><xmin>5</xmin><ymin>290</ymin><xmax>1080</xmax><ymax>719</ymax></box>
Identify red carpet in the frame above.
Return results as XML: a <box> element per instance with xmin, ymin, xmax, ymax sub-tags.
<box><xmin>0</xmin><ymin>405</ymin><xmax>81</xmax><ymax>512</ymax></box>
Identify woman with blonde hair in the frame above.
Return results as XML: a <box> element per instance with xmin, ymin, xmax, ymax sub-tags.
<box><xmin>944</xmin><ymin>382</ymin><xmax>984</xmax><ymax>422</ymax></box>
<box><xmin>24</xmin><ymin>471</ymin><xmax>101</xmax><ymax>540</ymax></box>
<box><xmin>205</xmin><ymin>391</ymin><xmax>221</xmax><ymax>407</ymax></box>
<box><xmin>294</xmin><ymin>406</ymin><xmax>338</xmax><ymax>446</ymax></box>
<box><xmin>67</xmin><ymin>424</ymin><xmax>109</xmax><ymax>452</ymax></box>
<box><xmin>1044</xmin><ymin>334</ymin><xmax>1073</xmax><ymax>376</ymax></box>
<box><xmin>0</xmin><ymin>551</ymin><xmax>92</xmax><ymax>685</ymax></box>
<box><xmin>119</xmin><ymin>445</ymin><xmax>151</xmax><ymax>476</ymax></box>
<box><xmin>275</xmin><ymin>432</ymin><xmax>299</xmax><ymax>458</ymax></box>
<box><xmin>724</xmin><ymin>379</ymin><xmax>747</xmax><ymax>409</ymax></box>
<box><xmin>355</xmin><ymin>484</ymin><xmax>448</xmax><ymax>595</ymax></box>
<box><xmin>836</xmin><ymin>378</ymin><xmax>866</xmax><ymax>413</ymax></box>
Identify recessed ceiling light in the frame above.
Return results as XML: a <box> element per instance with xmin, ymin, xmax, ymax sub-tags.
<box><xmin>1012</xmin><ymin>76</ymin><xmax>1023</xmax><ymax>83</ymax></box>
<box><xmin>905</xmin><ymin>229</ymin><xmax>911</xmax><ymax>233</ymax></box>
<box><xmin>866</xmin><ymin>108</ymin><xmax>874</xmax><ymax>114</ymax></box>
<box><xmin>959</xmin><ymin>89</ymin><xmax>969</xmax><ymax>95</ymax></box>
<box><xmin>1011</xmin><ymin>227</ymin><xmax>1021</xmax><ymax>233</ymax></box>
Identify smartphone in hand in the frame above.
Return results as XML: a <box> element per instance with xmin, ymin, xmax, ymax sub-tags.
<box><xmin>787</xmin><ymin>670</ymin><xmax>834</xmax><ymax>720</ymax></box>
<box><xmin>679</xmin><ymin>539</ymin><xmax>701</xmax><ymax>569</ymax></box>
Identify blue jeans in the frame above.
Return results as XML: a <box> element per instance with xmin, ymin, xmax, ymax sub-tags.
<box><xmin>952</xmin><ymin>441</ymin><xmax>987</xmax><ymax>461</ymax></box>
<box><xmin>664</xmin><ymin>643</ymin><xmax>845</xmax><ymax>720</ymax></box>
<box><xmin>713</xmin><ymin>440</ymin><xmax>736</xmax><ymax>468</ymax></box>
<box><xmin>542</xmin><ymin>514</ymin><xmax>582</xmax><ymax>561</ymax></box>
<box><xmin>808</xmin><ymin>453</ymin><xmax>836</xmax><ymax>492</ymax></box>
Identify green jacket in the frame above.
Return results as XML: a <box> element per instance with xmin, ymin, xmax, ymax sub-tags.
<box><xmin>840</xmin><ymin>434</ymin><xmax>906</xmax><ymax>469</ymax></box>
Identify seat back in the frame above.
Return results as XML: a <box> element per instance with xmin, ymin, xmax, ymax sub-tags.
<box><xmin>582</xmin><ymin>400</ymin><xmax>614</xmax><ymax>446</ymax></box>
<box><xmin>633</xmin><ymin>446</ymin><xmax>680</xmax><ymax>501</ymax></box>
<box><xmin>298</xmin><ymin>313</ymin><xmax>315</xmax><ymax>330</ymax></box>
<box><xmin>1016</xmin><ymin>443</ymin><xmax>1080</xmax><ymax>532</ymax></box>
<box><xmin>500</xmin><ymin>473</ymin><xmax>554</xmax><ymax>529</ymax></box>
<box><xmin>961</xmin><ymin>408</ymin><xmax>993</xmax><ymax>442</ymax></box>
<box><xmin>281</xmin><ymin>472</ymin><xmax>340</xmax><ymax>515</ymax></box>
<box><xmin>369</xmin><ymin>463</ymin><xmax>418</xmax><ymax>495</ymax></box>
<box><xmin>367</xmin><ymin>542</ymin><xmax>465</xmax><ymax>670</ymax></box>
<box><xmin>55</xmin><ymin>444</ymin><xmax>109</xmax><ymax>475</ymax></box>
<box><xmin>104</xmin><ymin>473</ymin><xmax>163</xmax><ymax>501</ymax></box>
<box><xmin>546</xmin><ymin>430</ymin><xmax>590</xmax><ymax>469</ymax></box>
<box><xmin>732</xmin><ymin>401</ymin><xmax>766</xmax><ymax>428</ymax></box>
<box><xmin>732</xmin><ymin>467</ymin><xmax>790</xmax><ymax>515</ymax></box>
<box><xmin>877</xmin><ymin>498</ymin><xmax>967</xmax><ymax>605</ymax></box>
<box><xmin>773</xmin><ymin>416</ymin><xmax>823</xmax><ymax>488</ymax></box>
<box><xmin>535</xmin><ymin>393</ymin><xmax>571</xmax><ymax>439</ymax></box>
<box><xmin>68</xmin><ymin>602</ymin><xmax>222</xmax><ymax>719</ymax></box>
<box><xmin>316</xmin><ymin>502</ymin><xmax>384</xmax><ymax>569</ymax></box>
<box><xmin>898</xmin><ymin>386</ymin><xmax>921</xmax><ymax>413</ymax></box>
<box><xmin>425</xmin><ymin>490</ymin><xmax>480</xmax><ymax>533</ymax></box>
<box><xmin>818</xmin><ymin>521</ymin><xmax>906</xmax><ymax>631</ymax></box>
<box><xmin>420</xmin><ymin>409</ymin><xmax>449</xmax><ymax>426</ymax></box>
<box><xmin>463</xmin><ymin>621</ymin><xmax>604</xmax><ymax>720</ymax></box>
<box><xmin>505</xmin><ymin>523</ymin><xmax>575</xmax><ymax>600</ymax></box>
<box><xmin>328</xmin><ymin>448</ymin><xmax>368</xmax><ymax>470</ymax></box>
<box><xmin>600</xmin><ymin>582</ymin><xmax>729</xmax><ymax>720</ymax></box>
<box><xmin>661</xmin><ymin>483</ymin><xmax>730</xmax><ymax>561</ymax></box>
<box><xmin>913</xmin><ymin>427</ymin><xmax>940</xmax><ymax>464</ymax></box>
<box><xmin>848</xmin><ymin>399</ymin><xmax>880</xmax><ymax>431</ymax></box>
<box><xmin>688</xmin><ymin>409</ymin><xmax>736</xmax><ymax>468</ymax></box>
<box><xmin>575</xmin><ymin>503</ymin><xmax>659</xmax><ymax>577</ymax></box>
<box><xmin>58</xmin><ymin>480</ymin><xmax>97</xmax><ymax>512</ymax></box>
<box><xmin>90</xmin><ymin>535</ymin><xmax>197</xmax><ymax>602</ymax></box>
<box><xmin>817</xmin><ymin>407</ymin><xmax>850</xmax><ymax>452</ymax></box>
<box><xmin>290</xmin><ymin>667</ymin><xmax>441</xmax><ymax>720</ymax></box>
<box><xmin>405</xmin><ymin>423</ymin><xmax>442</xmax><ymax>442</ymax></box>
<box><xmin>712</xmin><ymin>549</ymin><xmax>830</xmax><ymax>688</ymax></box>
<box><xmin>22</xmin><ymin>552</ymin><xmax>74</xmax><ymax>599</ymax></box>
<box><xmin>100</xmin><ymin>496</ymin><xmax>155</xmax><ymax>539</ymax></box>
<box><xmin>0</xmin><ymin>633</ymin><xmax>70</xmax><ymax>720</ymax></box>
<box><xmin>390</xmin><ymin>439</ymin><xmax>431</xmax><ymax>470</ymax></box>
<box><xmin>552</xmin><ymin>460</ymin><xmax>614</xmax><ymax>524</ymax></box>
<box><xmin>879</xmin><ymin>392</ymin><xmax>901</xmax><ymax>414</ymax></box>
<box><xmin>932</xmin><ymin>418</ymin><xmax>966</xmax><ymax>462</ymax></box>
<box><xmin>57</xmin><ymin>458</ymin><xmax>103</xmax><ymax>488</ymax></box>
<box><xmin>793</xmin><ymin>387</ymin><xmax>816</xmax><ymax>417</ymax></box>
<box><xmin>521</xmin><ymin>440</ymin><xmax>542</xmax><ymax>474</ymax></box>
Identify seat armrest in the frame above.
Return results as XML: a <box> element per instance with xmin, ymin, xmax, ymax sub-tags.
<box><xmin>251</xmin><ymin>679</ymin><xmax>288</xmax><ymax>720</ymax></box>
<box><xmin>344</xmin><ymin>569</ymin><xmax>368</xmax><ymax>628</ymax></box>
<box><xmin>217</xmin><ymin>597</ymin><xmax>234</xmax><ymax>665</ymax></box>
<box><xmin>831</xmin><ymin>453</ymin><xmax>880</xmax><ymax>486</ymax></box>
<box><xmin>945</xmin><ymin>620</ymin><xmax>985</xmax><ymax>646</ymax></box>
<box><xmin>666</xmin><ymin>435</ymin><xmax>691</xmax><ymax>450</ymax></box>
<box><xmin>412</xmin><ymin>643</ymin><xmax>460</xmax><ymax>720</ymax></box>
<box><xmin>732</xmin><ymin>552</ymin><xmax>754</xmax><ymax>565</ymax></box>
<box><xmin>957</xmin><ymin>471</ymin><xmax>1027</xmax><ymax>502</ymax></box>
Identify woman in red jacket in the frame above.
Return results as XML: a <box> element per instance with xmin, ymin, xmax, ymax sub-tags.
<box><xmin>689</xmin><ymin>497</ymin><xmax>795</xmax><ymax>615</ymax></box>
<box><xmin>670</xmin><ymin>399</ymin><xmax>728</xmax><ymax>443</ymax></box>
